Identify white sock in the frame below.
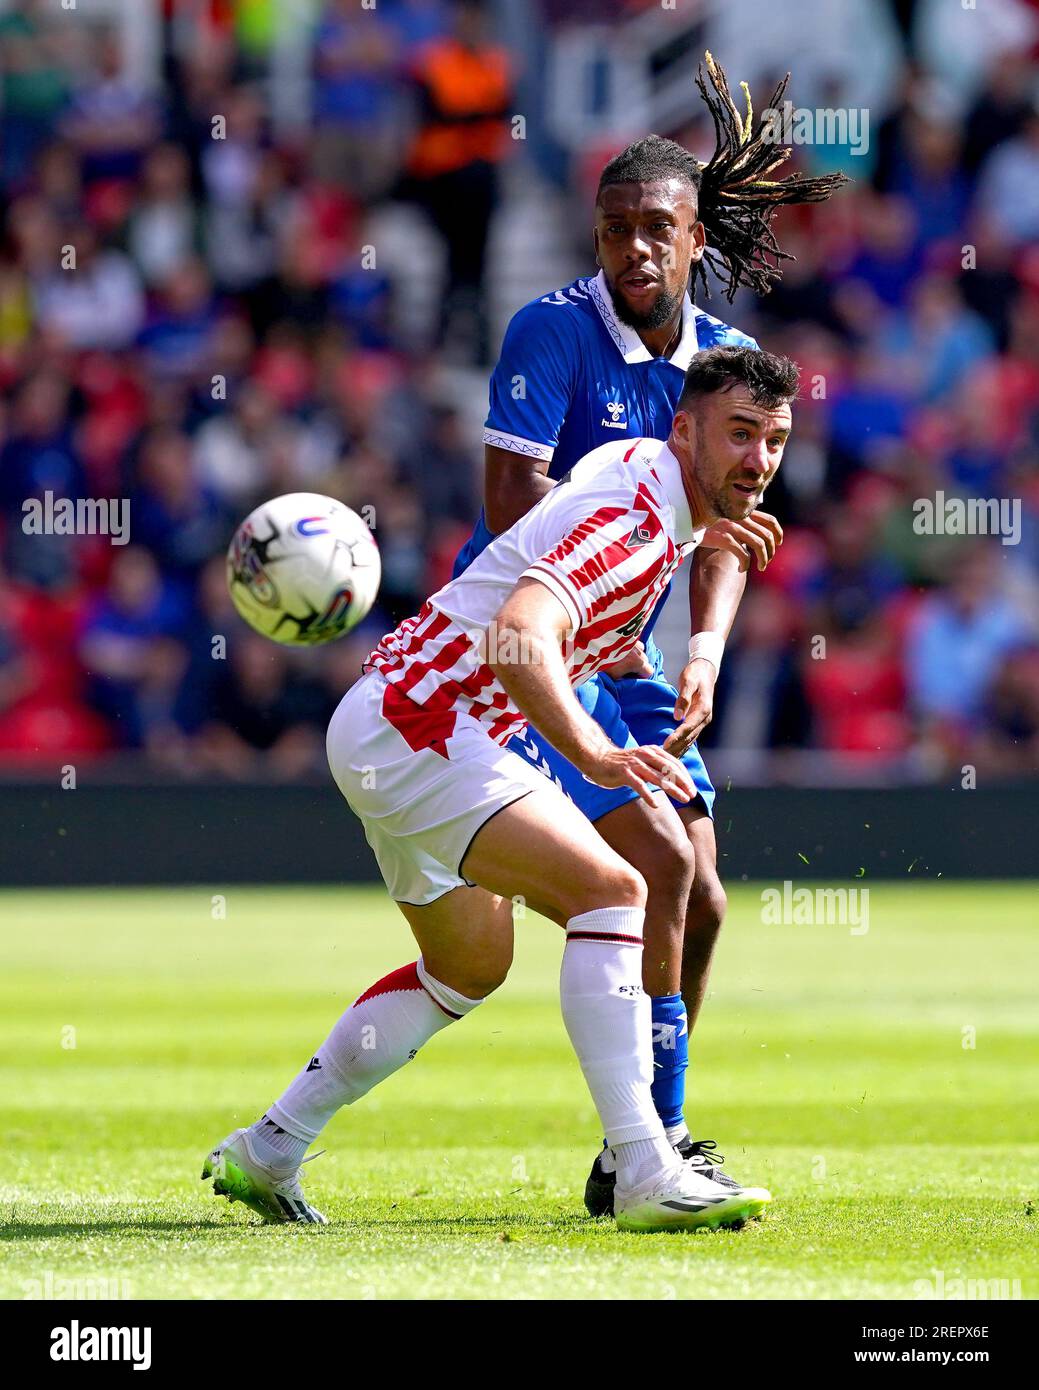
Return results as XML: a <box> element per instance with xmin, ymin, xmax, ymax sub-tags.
<box><xmin>665</xmin><ymin>1122</ymin><xmax>690</xmax><ymax>1148</ymax></box>
<box><xmin>259</xmin><ymin>959</ymin><xmax>481</xmax><ymax>1148</ymax></box>
<box><xmin>613</xmin><ymin>1132</ymin><xmax>679</xmax><ymax>1189</ymax></box>
<box><xmin>560</xmin><ymin>906</ymin><xmax>678</xmax><ymax>1189</ymax></box>
<box><xmin>247</xmin><ymin>1116</ymin><xmax>309</xmax><ymax>1173</ymax></box>
<box><xmin>597</xmin><ymin>1135</ymin><xmax>681</xmax><ymax>1187</ymax></box>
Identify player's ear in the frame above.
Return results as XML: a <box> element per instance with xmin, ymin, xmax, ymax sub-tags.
<box><xmin>689</xmin><ymin>220</ymin><xmax>705</xmax><ymax>263</ymax></box>
<box><xmin>592</xmin><ymin>225</ymin><xmax>601</xmax><ymax>265</ymax></box>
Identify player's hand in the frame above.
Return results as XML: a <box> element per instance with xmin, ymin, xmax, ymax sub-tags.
<box><xmin>585</xmin><ymin>743</ymin><xmax>695</xmax><ymax>806</ymax></box>
<box><xmin>665</xmin><ymin>658</ymin><xmax>716</xmax><ymax>758</ymax></box>
<box><xmin>599</xmin><ymin>640</ymin><xmax>654</xmax><ymax>680</ymax></box>
<box><xmin>701</xmin><ymin>511</ymin><xmax>783</xmax><ymax>572</ymax></box>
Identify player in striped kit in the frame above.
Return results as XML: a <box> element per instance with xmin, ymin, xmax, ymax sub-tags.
<box><xmin>458</xmin><ymin>56</ymin><xmax>845</xmax><ymax>1212</ymax></box>
<box><xmin>203</xmin><ymin>345</ymin><xmax>798</xmax><ymax>1231</ymax></box>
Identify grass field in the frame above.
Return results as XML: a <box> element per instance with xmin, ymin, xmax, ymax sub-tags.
<box><xmin>2</xmin><ymin>882</ymin><xmax>1036</xmax><ymax>1301</ymax></box>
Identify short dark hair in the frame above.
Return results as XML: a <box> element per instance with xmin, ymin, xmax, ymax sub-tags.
<box><xmin>597</xmin><ymin>53</ymin><xmax>848</xmax><ymax>303</ymax></box>
<box><xmin>598</xmin><ymin>134</ymin><xmax>702</xmax><ymax>200</ymax></box>
<box><xmin>678</xmin><ymin>346</ymin><xmax>799</xmax><ymax>411</ymax></box>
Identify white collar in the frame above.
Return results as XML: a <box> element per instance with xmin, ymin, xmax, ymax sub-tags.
<box><xmin>588</xmin><ymin>269</ymin><xmax>701</xmax><ymax>371</ymax></box>
<box><xmin>645</xmin><ymin>440</ymin><xmax>704</xmax><ymax>547</ymax></box>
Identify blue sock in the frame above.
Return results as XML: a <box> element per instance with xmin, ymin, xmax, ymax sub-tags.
<box><xmin>650</xmin><ymin>993</ymin><xmax>689</xmax><ymax>1133</ymax></box>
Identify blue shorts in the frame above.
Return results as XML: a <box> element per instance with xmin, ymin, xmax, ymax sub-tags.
<box><xmin>508</xmin><ymin>671</ymin><xmax>716</xmax><ymax>824</ymax></box>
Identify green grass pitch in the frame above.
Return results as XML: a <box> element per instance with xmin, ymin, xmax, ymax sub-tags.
<box><xmin>2</xmin><ymin>882</ymin><xmax>1036</xmax><ymax>1301</ymax></box>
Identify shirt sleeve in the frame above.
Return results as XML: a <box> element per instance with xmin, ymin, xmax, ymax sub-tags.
<box><xmin>519</xmin><ymin>477</ymin><xmax>672</xmax><ymax>633</ymax></box>
<box><xmin>483</xmin><ymin>300</ymin><xmax>579</xmax><ymax>463</ymax></box>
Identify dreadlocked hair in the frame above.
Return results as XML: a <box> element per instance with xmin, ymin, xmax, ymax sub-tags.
<box><xmin>597</xmin><ymin>52</ymin><xmax>848</xmax><ymax>303</ymax></box>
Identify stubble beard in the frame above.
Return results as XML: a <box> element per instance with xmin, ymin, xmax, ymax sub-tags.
<box><xmin>694</xmin><ymin>418</ymin><xmax>761</xmax><ymax>521</ymax></box>
<box><xmin>609</xmin><ymin>280</ymin><xmax>683</xmax><ymax>333</ymax></box>
<box><xmin>712</xmin><ymin>488</ymin><xmax>759</xmax><ymax>522</ymax></box>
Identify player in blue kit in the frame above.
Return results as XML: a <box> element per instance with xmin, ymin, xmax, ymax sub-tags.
<box><xmin>454</xmin><ymin>55</ymin><xmax>846</xmax><ymax>1213</ymax></box>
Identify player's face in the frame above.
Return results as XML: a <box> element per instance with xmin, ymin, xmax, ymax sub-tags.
<box><xmin>675</xmin><ymin>387</ymin><xmax>792</xmax><ymax>522</ymax></box>
<box><xmin>594</xmin><ymin>180</ymin><xmax>704</xmax><ymax>332</ymax></box>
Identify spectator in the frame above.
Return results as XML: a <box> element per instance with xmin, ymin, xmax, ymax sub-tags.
<box><xmin>827</xmin><ymin>347</ymin><xmax>911</xmax><ymax>483</ymax></box>
<box><xmin>129</xmin><ymin>428</ymin><xmax>228</xmax><ymax>594</ymax></box>
<box><xmin>907</xmin><ymin>542</ymin><xmax>1036</xmax><ymax>732</ymax></box>
<box><xmin>198</xmin><ymin>634</ymin><xmax>328</xmax><ymax>779</ymax></box>
<box><xmin>705</xmin><ymin>588</ymin><xmax>811</xmax><ymax>754</ymax></box>
<box><xmin>32</xmin><ymin>225</ymin><xmax>145</xmax><ymax>351</ymax></box>
<box><xmin>803</xmin><ymin>606</ymin><xmax>909</xmax><ymax>755</ymax></box>
<box><xmin>880</xmin><ymin>274</ymin><xmax>996</xmax><ymax>405</ymax></box>
<box><xmin>0</xmin><ymin>0</ymin><xmax>72</xmax><ymax>184</ymax></box>
<box><xmin>962</xmin><ymin>53</ymin><xmax>1036</xmax><ymax>175</ymax></box>
<box><xmin>838</xmin><ymin>194</ymin><xmax>922</xmax><ymax>310</ymax></box>
<box><xmin>885</xmin><ymin>110</ymin><xmax>971</xmax><ymax>250</ymax></box>
<box><xmin>401</xmin><ymin>0</ymin><xmax>513</xmax><ymax>361</ymax></box>
<box><xmin>396</xmin><ymin>403</ymin><xmax>479</xmax><ymax>527</ymax></box>
<box><xmin>310</xmin><ymin>0</ymin><xmax>405</xmax><ymax>201</ymax></box>
<box><xmin>913</xmin><ymin>0</ymin><xmax>1039</xmax><ymax>110</ymax></box>
<box><xmin>973</xmin><ymin>644</ymin><xmax>1039</xmax><ymax>776</ymax></box>
<box><xmin>136</xmin><ymin>257</ymin><xmax>219</xmax><ymax>381</ymax></box>
<box><xmin>200</xmin><ymin>84</ymin><xmax>267</xmax><ymax>208</ymax></box>
<box><xmin>975</xmin><ymin>107</ymin><xmax>1039</xmax><ymax>247</ymax></box>
<box><xmin>0</xmin><ymin>2</ymin><xmax>1036</xmax><ymax>790</ymax></box>
<box><xmin>127</xmin><ymin>144</ymin><xmax>201</xmax><ymax>286</ymax></box>
<box><xmin>61</xmin><ymin>30</ymin><xmax>160</xmax><ymax>184</ymax></box>
<box><xmin>79</xmin><ymin>546</ymin><xmax>188</xmax><ymax>749</ymax></box>
<box><xmin>205</xmin><ymin>148</ymin><xmax>291</xmax><ymax>294</ymax></box>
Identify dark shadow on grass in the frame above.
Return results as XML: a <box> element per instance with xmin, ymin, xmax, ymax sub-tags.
<box><xmin>0</xmin><ymin>1219</ymin><xmax>243</xmax><ymax>1240</ymax></box>
<box><xmin>1</xmin><ymin>1211</ymin><xmax>775</xmax><ymax>1240</ymax></box>
<box><xmin>1</xmin><ymin>1212</ymin><xmax>592</xmax><ymax>1240</ymax></box>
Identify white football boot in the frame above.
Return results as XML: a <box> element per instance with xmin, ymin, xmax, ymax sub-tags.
<box><xmin>615</xmin><ymin>1158</ymin><xmax>771</xmax><ymax>1232</ymax></box>
<box><xmin>202</xmin><ymin>1127</ymin><xmax>328</xmax><ymax>1224</ymax></box>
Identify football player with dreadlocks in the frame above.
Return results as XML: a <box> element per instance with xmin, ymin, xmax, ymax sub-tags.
<box><xmin>451</xmin><ymin>53</ymin><xmax>847</xmax><ymax>1216</ymax></box>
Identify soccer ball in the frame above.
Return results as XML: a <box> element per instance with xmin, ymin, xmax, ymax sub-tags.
<box><xmin>226</xmin><ymin>492</ymin><xmax>381</xmax><ymax>646</ymax></box>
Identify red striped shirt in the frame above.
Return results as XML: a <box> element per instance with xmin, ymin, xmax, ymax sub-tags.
<box><xmin>365</xmin><ymin>437</ymin><xmax>702</xmax><ymax>753</ymax></box>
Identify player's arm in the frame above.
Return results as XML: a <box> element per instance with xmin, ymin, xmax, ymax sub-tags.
<box><xmin>484</xmin><ymin>444</ymin><xmax>555</xmax><ymax>534</ymax></box>
<box><xmin>482</xmin><ymin>301</ymin><xmax>578</xmax><ymax>534</ymax></box>
<box><xmin>489</xmin><ymin>577</ymin><xmax>694</xmax><ymax>805</ymax></box>
<box><xmin>665</xmin><ymin>511</ymin><xmax>784</xmax><ymax>757</ymax></box>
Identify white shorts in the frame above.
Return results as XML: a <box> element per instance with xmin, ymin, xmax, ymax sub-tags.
<box><xmin>326</xmin><ymin>673</ymin><xmax>553</xmax><ymax>905</ymax></box>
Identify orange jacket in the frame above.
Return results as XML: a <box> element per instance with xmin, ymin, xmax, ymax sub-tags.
<box><xmin>407</xmin><ymin>39</ymin><xmax>511</xmax><ymax>179</ymax></box>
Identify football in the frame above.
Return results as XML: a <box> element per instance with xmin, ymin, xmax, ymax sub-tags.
<box><xmin>226</xmin><ymin>492</ymin><xmax>381</xmax><ymax>645</ymax></box>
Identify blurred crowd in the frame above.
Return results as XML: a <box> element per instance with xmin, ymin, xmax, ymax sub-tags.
<box><xmin>0</xmin><ymin>0</ymin><xmax>1037</xmax><ymax>782</ymax></box>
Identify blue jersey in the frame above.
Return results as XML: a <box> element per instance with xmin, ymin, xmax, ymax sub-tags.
<box><xmin>454</xmin><ymin>270</ymin><xmax>756</xmax><ymax>643</ymax></box>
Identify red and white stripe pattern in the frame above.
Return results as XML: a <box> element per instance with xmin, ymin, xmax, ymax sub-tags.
<box><xmin>365</xmin><ymin>600</ymin><xmax>529</xmax><ymax>753</ymax></box>
<box><xmin>352</xmin><ymin>961</ymin><xmax>463</xmax><ymax>1020</ymax></box>
<box><xmin>364</xmin><ymin>437</ymin><xmax>699</xmax><ymax>755</ymax></box>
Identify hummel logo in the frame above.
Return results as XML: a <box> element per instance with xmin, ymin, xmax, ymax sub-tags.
<box><xmin>306</xmin><ymin>1057</ymin><xmax>322</xmax><ymax>1072</ymax></box>
<box><xmin>601</xmin><ymin>399</ymin><xmax>627</xmax><ymax>430</ymax></box>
